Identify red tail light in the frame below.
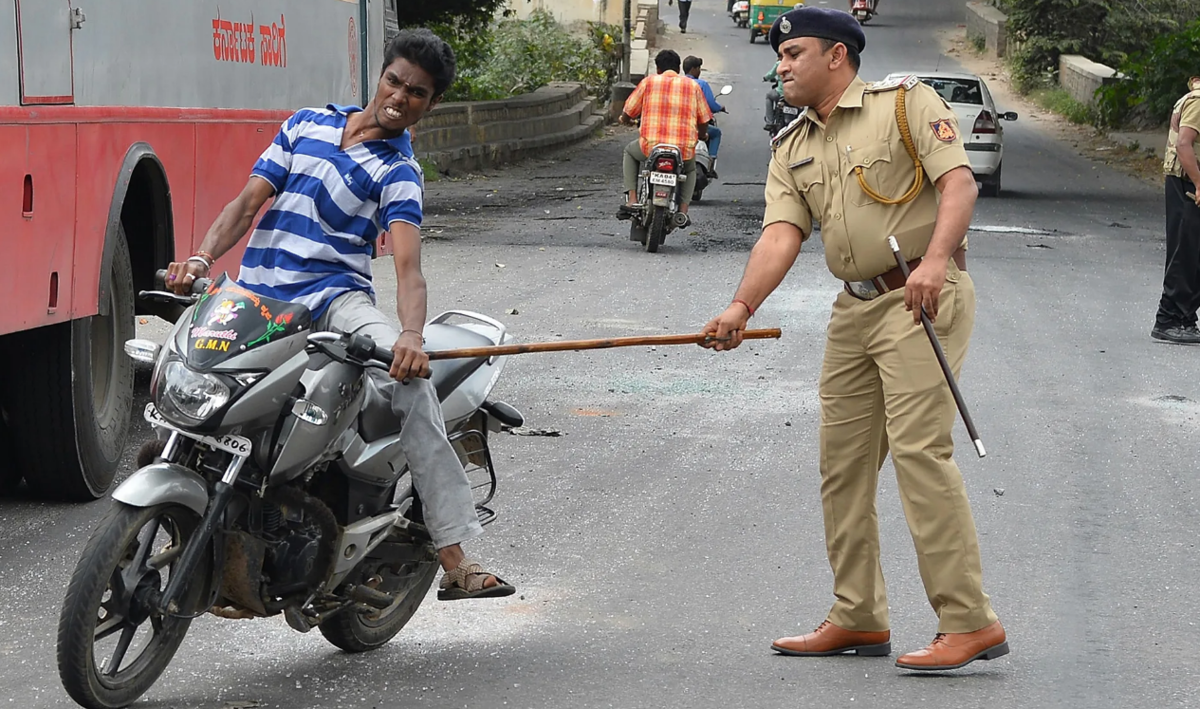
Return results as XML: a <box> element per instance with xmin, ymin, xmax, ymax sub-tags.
<box><xmin>655</xmin><ymin>157</ymin><xmax>676</xmax><ymax>171</ymax></box>
<box><xmin>758</xmin><ymin>11</ymin><xmax>765</xmax><ymax>21</ymax></box>
<box><xmin>972</xmin><ymin>110</ymin><xmax>997</xmax><ymax>134</ymax></box>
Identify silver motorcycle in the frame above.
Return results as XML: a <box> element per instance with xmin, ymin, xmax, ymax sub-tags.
<box><xmin>56</xmin><ymin>272</ymin><xmax>523</xmax><ymax>709</ymax></box>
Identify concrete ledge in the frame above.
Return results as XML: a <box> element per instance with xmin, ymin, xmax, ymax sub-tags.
<box><xmin>965</xmin><ymin>2</ymin><xmax>1007</xmax><ymax>58</ymax></box>
<box><xmin>1059</xmin><ymin>54</ymin><xmax>1119</xmax><ymax>106</ymax></box>
<box><xmin>420</xmin><ymin>112</ymin><xmax>606</xmax><ymax>175</ymax></box>
<box><xmin>411</xmin><ymin>82</ymin><xmax>604</xmax><ymax>174</ymax></box>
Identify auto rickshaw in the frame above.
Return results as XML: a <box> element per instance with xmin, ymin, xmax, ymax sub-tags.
<box><xmin>749</xmin><ymin>0</ymin><xmax>802</xmax><ymax>44</ymax></box>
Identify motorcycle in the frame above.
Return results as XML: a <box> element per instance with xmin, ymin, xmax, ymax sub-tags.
<box><xmin>731</xmin><ymin>0</ymin><xmax>749</xmax><ymax>27</ymax></box>
<box><xmin>693</xmin><ymin>138</ymin><xmax>714</xmax><ymax>202</ymax></box>
<box><xmin>626</xmin><ymin>143</ymin><xmax>689</xmax><ymax>253</ymax></box>
<box><xmin>850</xmin><ymin>0</ymin><xmax>876</xmax><ymax>24</ymax></box>
<box><xmin>56</xmin><ymin>271</ymin><xmax>524</xmax><ymax>709</ymax></box>
<box><xmin>693</xmin><ymin>84</ymin><xmax>734</xmax><ymax>203</ymax></box>
<box><xmin>765</xmin><ymin>88</ymin><xmax>801</xmax><ymax>138</ymax></box>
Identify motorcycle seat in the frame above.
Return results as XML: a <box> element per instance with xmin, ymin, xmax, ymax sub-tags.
<box><xmin>357</xmin><ymin>323</ymin><xmax>493</xmax><ymax>442</ymax></box>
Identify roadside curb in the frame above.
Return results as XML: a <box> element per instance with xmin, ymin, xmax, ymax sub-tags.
<box><xmin>414</xmin><ymin>83</ymin><xmax>607</xmax><ymax>176</ymax></box>
<box><xmin>420</xmin><ymin>112</ymin><xmax>606</xmax><ymax>177</ymax></box>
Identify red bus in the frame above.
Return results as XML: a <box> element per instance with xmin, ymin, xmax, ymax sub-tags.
<box><xmin>0</xmin><ymin>0</ymin><xmax>393</xmax><ymax>499</ymax></box>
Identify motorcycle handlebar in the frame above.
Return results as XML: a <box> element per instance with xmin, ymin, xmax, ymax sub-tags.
<box><xmin>372</xmin><ymin>344</ymin><xmax>395</xmax><ymax>365</ymax></box>
<box><xmin>154</xmin><ymin>269</ymin><xmax>212</xmax><ymax>296</ymax></box>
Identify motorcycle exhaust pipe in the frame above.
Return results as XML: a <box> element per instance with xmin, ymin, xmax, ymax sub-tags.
<box><xmin>672</xmin><ymin>211</ymin><xmax>690</xmax><ymax>228</ymax></box>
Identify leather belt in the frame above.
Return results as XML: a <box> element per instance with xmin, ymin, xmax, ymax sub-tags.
<box><xmin>843</xmin><ymin>247</ymin><xmax>967</xmax><ymax>301</ymax></box>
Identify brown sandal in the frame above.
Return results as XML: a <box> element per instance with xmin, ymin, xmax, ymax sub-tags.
<box><xmin>437</xmin><ymin>558</ymin><xmax>516</xmax><ymax>601</ymax></box>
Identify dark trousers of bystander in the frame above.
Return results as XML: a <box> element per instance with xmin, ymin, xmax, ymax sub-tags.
<box><xmin>678</xmin><ymin>0</ymin><xmax>692</xmax><ymax>30</ymax></box>
<box><xmin>1157</xmin><ymin>175</ymin><xmax>1200</xmax><ymax>328</ymax></box>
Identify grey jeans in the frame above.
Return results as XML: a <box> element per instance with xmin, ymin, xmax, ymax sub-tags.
<box><xmin>623</xmin><ymin>139</ymin><xmax>698</xmax><ymax>206</ymax></box>
<box><xmin>317</xmin><ymin>290</ymin><xmax>484</xmax><ymax>550</ymax></box>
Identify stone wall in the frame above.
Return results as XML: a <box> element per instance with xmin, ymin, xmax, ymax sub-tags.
<box><xmin>965</xmin><ymin>1</ymin><xmax>1008</xmax><ymax>58</ymax></box>
<box><xmin>1059</xmin><ymin>54</ymin><xmax>1120</xmax><ymax>106</ymax></box>
<box><xmin>411</xmin><ymin>82</ymin><xmax>604</xmax><ymax>174</ymax></box>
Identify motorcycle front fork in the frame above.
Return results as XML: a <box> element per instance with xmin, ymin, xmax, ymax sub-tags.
<box><xmin>155</xmin><ymin>436</ymin><xmax>247</xmax><ymax>616</ymax></box>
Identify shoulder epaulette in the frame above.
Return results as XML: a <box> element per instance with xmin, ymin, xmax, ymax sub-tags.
<box><xmin>865</xmin><ymin>74</ymin><xmax>920</xmax><ymax>93</ymax></box>
<box><xmin>771</xmin><ymin>111</ymin><xmax>807</xmax><ymax>150</ymax></box>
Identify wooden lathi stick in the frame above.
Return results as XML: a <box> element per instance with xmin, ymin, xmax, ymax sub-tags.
<box><xmin>426</xmin><ymin>328</ymin><xmax>782</xmax><ymax>361</ymax></box>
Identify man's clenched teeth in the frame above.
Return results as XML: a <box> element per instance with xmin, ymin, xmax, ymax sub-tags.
<box><xmin>383</xmin><ymin>106</ymin><xmax>402</xmax><ymax>120</ymax></box>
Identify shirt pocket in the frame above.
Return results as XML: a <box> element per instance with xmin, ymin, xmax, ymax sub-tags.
<box><xmin>788</xmin><ymin>160</ymin><xmax>825</xmax><ymax>218</ymax></box>
<box><xmin>844</xmin><ymin>141</ymin><xmax>898</xmax><ymax>208</ymax></box>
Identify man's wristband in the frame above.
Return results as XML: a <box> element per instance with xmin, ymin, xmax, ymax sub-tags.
<box><xmin>401</xmin><ymin>328</ymin><xmax>424</xmax><ymax>342</ymax></box>
<box><xmin>732</xmin><ymin>299</ymin><xmax>754</xmax><ymax>317</ymax></box>
<box><xmin>187</xmin><ymin>256</ymin><xmax>212</xmax><ymax>270</ymax></box>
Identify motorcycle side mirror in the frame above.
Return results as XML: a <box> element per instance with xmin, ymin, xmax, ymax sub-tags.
<box><xmin>719</xmin><ymin>84</ymin><xmax>734</xmax><ymax>96</ymax></box>
<box><xmin>1001</xmin><ymin>111</ymin><xmax>1018</xmax><ymax>121</ymax></box>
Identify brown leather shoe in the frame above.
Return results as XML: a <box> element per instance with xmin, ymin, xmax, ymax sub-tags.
<box><xmin>772</xmin><ymin>620</ymin><xmax>891</xmax><ymax>657</ymax></box>
<box><xmin>895</xmin><ymin>621</ymin><xmax>1009</xmax><ymax>671</ymax></box>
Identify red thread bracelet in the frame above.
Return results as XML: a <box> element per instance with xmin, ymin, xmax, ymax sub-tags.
<box><xmin>733</xmin><ymin>299</ymin><xmax>755</xmax><ymax>317</ymax></box>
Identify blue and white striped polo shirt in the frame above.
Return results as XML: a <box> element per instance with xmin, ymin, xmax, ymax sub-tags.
<box><xmin>238</xmin><ymin>104</ymin><xmax>423</xmax><ymax>319</ymax></box>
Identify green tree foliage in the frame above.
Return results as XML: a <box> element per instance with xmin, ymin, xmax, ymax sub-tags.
<box><xmin>396</xmin><ymin>0</ymin><xmax>509</xmax><ymax>30</ymax></box>
<box><xmin>999</xmin><ymin>0</ymin><xmax>1200</xmax><ymax>124</ymax></box>
<box><xmin>437</xmin><ymin>11</ymin><xmax>622</xmax><ymax>101</ymax></box>
<box><xmin>1002</xmin><ymin>0</ymin><xmax>1109</xmax><ymax>92</ymax></box>
<box><xmin>1096</xmin><ymin>18</ymin><xmax>1200</xmax><ymax>126</ymax></box>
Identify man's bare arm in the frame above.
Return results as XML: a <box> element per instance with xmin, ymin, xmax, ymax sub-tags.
<box><xmin>387</xmin><ymin>220</ymin><xmax>431</xmax><ymax>383</ymax></box>
<box><xmin>733</xmin><ymin>221</ymin><xmax>805</xmax><ymax>311</ymax></box>
<box><xmin>197</xmin><ymin>177</ymin><xmax>276</xmax><ymax>260</ymax></box>
<box><xmin>390</xmin><ymin>221</ymin><xmax>428</xmax><ymax>337</ymax></box>
<box><xmin>926</xmin><ymin>165</ymin><xmax>977</xmax><ymax>263</ymax></box>
<box><xmin>166</xmin><ymin>176</ymin><xmax>275</xmax><ymax>292</ymax></box>
<box><xmin>700</xmin><ymin>221</ymin><xmax>804</xmax><ymax>351</ymax></box>
<box><xmin>902</xmin><ymin>165</ymin><xmax>976</xmax><ymax>322</ymax></box>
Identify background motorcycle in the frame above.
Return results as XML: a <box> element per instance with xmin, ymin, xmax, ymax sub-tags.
<box><xmin>626</xmin><ymin>143</ymin><xmax>688</xmax><ymax>253</ymax></box>
<box><xmin>56</xmin><ymin>272</ymin><xmax>523</xmax><ymax>709</ymax></box>
<box><xmin>693</xmin><ymin>84</ymin><xmax>734</xmax><ymax>203</ymax></box>
<box><xmin>765</xmin><ymin>87</ymin><xmax>801</xmax><ymax>138</ymax></box>
<box><xmin>731</xmin><ymin>0</ymin><xmax>749</xmax><ymax>26</ymax></box>
<box><xmin>851</xmin><ymin>0</ymin><xmax>877</xmax><ymax>24</ymax></box>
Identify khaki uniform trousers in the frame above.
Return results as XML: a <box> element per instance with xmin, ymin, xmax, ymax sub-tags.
<box><xmin>818</xmin><ymin>264</ymin><xmax>997</xmax><ymax>634</ymax></box>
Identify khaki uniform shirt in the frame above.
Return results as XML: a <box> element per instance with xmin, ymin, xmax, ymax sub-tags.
<box><xmin>1163</xmin><ymin>89</ymin><xmax>1200</xmax><ymax>178</ymax></box>
<box><xmin>763</xmin><ymin>75</ymin><xmax>971</xmax><ymax>282</ymax></box>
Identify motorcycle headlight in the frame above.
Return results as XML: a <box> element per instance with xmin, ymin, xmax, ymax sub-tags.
<box><xmin>155</xmin><ymin>359</ymin><xmax>231</xmax><ymax>426</ymax></box>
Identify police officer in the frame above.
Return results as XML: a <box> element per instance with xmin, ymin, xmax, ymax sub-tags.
<box><xmin>700</xmin><ymin>7</ymin><xmax>1008</xmax><ymax>671</ymax></box>
<box><xmin>1153</xmin><ymin>77</ymin><xmax>1200</xmax><ymax>344</ymax></box>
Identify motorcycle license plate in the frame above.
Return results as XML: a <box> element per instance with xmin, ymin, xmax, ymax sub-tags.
<box><xmin>649</xmin><ymin>172</ymin><xmax>678</xmax><ymax>186</ymax></box>
<box><xmin>144</xmin><ymin>403</ymin><xmax>253</xmax><ymax>457</ymax></box>
<box><xmin>783</xmin><ymin>106</ymin><xmax>799</xmax><ymax>115</ymax></box>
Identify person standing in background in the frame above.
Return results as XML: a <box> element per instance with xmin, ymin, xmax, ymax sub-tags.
<box><xmin>1153</xmin><ymin>76</ymin><xmax>1200</xmax><ymax>344</ymax></box>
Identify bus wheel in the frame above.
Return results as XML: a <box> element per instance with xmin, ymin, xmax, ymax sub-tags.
<box><xmin>12</xmin><ymin>229</ymin><xmax>135</xmax><ymax>500</ymax></box>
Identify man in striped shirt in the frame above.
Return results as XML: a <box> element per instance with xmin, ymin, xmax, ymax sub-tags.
<box><xmin>618</xmin><ymin>49</ymin><xmax>713</xmax><ymax>221</ymax></box>
<box><xmin>165</xmin><ymin>29</ymin><xmax>514</xmax><ymax>601</ymax></box>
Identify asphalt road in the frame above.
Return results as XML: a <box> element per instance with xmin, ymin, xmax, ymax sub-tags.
<box><xmin>3</xmin><ymin>1</ymin><xmax>1197</xmax><ymax>707</ymax></box>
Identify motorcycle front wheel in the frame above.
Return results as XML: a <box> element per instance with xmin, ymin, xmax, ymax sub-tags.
<box><xmin>57</xmin><ymin>502</ymin><xmax>207</xmax><ymax>709</ymax></box>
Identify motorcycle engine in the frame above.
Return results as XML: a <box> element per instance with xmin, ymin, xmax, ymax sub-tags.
<box><xmin>259</xmin><ymin>489</ymin><xmax>338</xmax><ymax>599</ymax></box>
<box><xmin>263</xmin><ymin>520</ymin><xmax>321</xmax><ymax>597</ymax></box>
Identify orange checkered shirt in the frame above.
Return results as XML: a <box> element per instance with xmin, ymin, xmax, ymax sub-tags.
<box><xmin>623</xmin><ymin>70</ymin><xmax>713</xmax><ymax>161</ymax></box>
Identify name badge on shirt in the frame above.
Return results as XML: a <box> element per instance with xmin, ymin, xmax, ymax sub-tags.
<box><xmin>788</xmin><ymin>157</ymin><xmax>814</xmax><ymax>169</ymax></box>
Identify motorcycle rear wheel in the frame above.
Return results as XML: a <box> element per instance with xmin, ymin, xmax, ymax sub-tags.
<box><xmin>58</xmin><ymin>502</ymin><xmax>206</xmax><ymax>709</ymax></box>
<box><xmin>647</xmin><ymin>206</ymin><xmax>667</xmax><ymax>253</ymax></box>
<box><xmin>319</xmin><ymin>541</ymin><xmax>439</xmax><ymax>653</ymax></box>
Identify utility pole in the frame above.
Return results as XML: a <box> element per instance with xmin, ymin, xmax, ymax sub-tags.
<box><xmin>609</xmin><ymin>0</ymin><xmax>637</xmax><ymax>122</ymax></box>
<box><xmin>622</xmin><ymin>0</ymin><xmax>632</xmax><ymax>84</ymax></box>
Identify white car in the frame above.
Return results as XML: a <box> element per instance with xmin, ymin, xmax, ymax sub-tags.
<box><xmin>884</xmin><ymin>71</ymin><xmax>1017</xmax><ymax>197</ymax></box>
